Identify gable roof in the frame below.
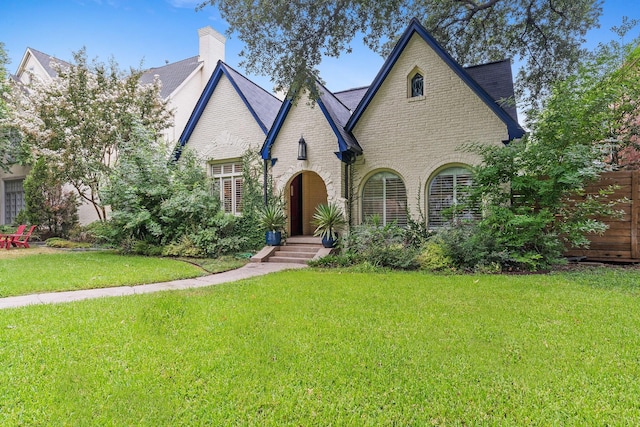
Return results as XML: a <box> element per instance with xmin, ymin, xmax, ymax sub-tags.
<box><xmin>17</xmin><ymin>48</ymin><xmax>71</xmax><ymax>79</ymax></box>
<box><xmin>140</xmin><ymin>56</ymin><xmax>202</xmax><ymax>99</ymax></box>
<box><xmin>316</xmin><ymin>81</ymin><xmax>363</xmax><ymax>157</ymax></box>
<box><xmin>260</xmin><ymin>80</ymin><xmax>363</xmax><ymax>162</ymax></box>
<box><xmin>345</xmin><ymin>18</ymin><xmax>525</xmax><ymax>140</ymax></box>
<box><xmin>178</xmin><ymin>60</ymin><xmax>282</xmax><ymax>152</ymax></box>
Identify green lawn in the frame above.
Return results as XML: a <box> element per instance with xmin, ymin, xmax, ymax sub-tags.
<box><xmin>1</xmin><ymin>268</ymin><xmax>639</xmax><ymax>425</ymax></box>
<box><xmin>0</xmin><ymin>249</ymin><xmax>210</xmax><ymax>297</ymax></box>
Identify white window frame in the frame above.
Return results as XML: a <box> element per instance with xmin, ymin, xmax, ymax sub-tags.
<box><xmin>210</xmin><ymin>161</ymin><xmax>243</xmax><ymax>215</ymax></box>
<box><xmin>428</xmin><ymin>167</ymin><xmax>478</xmax><ymax>228</ymax></box>
<box><xmin>362</xmin><ymin>171</ymin><xmax>408</xmax><ymax>227</ymax></box>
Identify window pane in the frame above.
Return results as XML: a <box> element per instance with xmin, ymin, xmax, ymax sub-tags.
<box><xmin>362</xmin><ymin>172</ymin><xmax>407</xmax><ymax>226</ymax></box>
<box><xmin>411</xmin><ymin>73</ymin><xmax>424</xmax><ymax>97</ymax></box>
<box><xmin>385</xmin><ymin>175</ymin><xmax>408</xmax><ymax>226</ymax></box>
<box><xmin>222</xmin><ymin>178</ymin><xmax>232</xmax><ymax>213</ymax></box>
<box><xmin>362</xmin><ymin>175</ymin><xmax>384</xmax><ymax>223</ymax></box>
<box><xmin>428</xmin><ymin>168</ymin><xmax>478</xmax><ymax>228</ymax></box>
<box><xmin>235</xmin><ymin>178</ymin><xmax>243</xmax><ymax>213</ymax></box>
<box><xmin>428</xmin><ymin>175</ymin><xmax>454</xmax><ymax>228</ymax></box>
<box><xmin>210</xmin><ymin>161</ymin><xmax>243</xmax><ymax>215</ymax></box>
<box><xmin>4</xmin><ymin>179</ymin><xmax>25</xmax><ymax>224</ymax></box>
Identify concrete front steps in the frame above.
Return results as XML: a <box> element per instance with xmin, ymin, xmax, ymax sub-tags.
<box><xmin>250</xmin><ymin>236</ymin><xmax>334</xmax><ymax>264</ymax></box>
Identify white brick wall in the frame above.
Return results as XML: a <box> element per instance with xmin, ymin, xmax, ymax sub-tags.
<box><xmin>269</xmin><ymin>94</ymin><xmax>344</xmax><ymax>204</ymax></box>
<box><xmin>186</xmin><ymin>74</ymin><xmax>267</xmax><ymax>163</ymax></box>
<box><xmin>350</xmin><ymin>34</ymin><xmax>509</xmax><ymax>222</ymax></box>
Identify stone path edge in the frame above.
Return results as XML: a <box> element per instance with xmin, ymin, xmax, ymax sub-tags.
<box><xmin>0</xmin><ymin>262</ymin><xmax>307</xmax><ymax>310</ymax></box>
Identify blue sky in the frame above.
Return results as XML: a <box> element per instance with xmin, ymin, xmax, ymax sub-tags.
<box><xmin>1</xmin><ymin>0</ymin><xmax>638</xmax><ymax>93</ymax></box>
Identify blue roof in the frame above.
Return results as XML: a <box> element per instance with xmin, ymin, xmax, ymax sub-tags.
<box><xmin>345</xmin><ymin>18</ymin><xmax>525</xmax><ymax>140</ymax></box>
<box><xmin>178</xmin><ymin>61</ymin><xmax>282</xmax><ymax>153</ymax></box>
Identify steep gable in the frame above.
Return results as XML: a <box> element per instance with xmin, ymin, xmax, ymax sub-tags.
<box><xmin>178</xmin><ymin>61</ymin><xmax>282</xmax><ymax>155</ymax></box>
<box><xmin>261</xmin><ymin>81</ymin><xmax>362</xmax><ymax>162</ymax></box>
<box><xmin>15</xmin><ymin>48</ymin><xmax>71</xmax><ymax>83</ymax></box>
<box><xmin>346</xmin><ymin>18</ymin><xmax>524</xmax><ymax>140</ymax></box>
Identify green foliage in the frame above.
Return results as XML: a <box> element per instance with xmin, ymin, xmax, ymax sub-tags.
<box><xmin>44</xmin><ymin>238</ymin><xmax>91</xmax><ymax>249</ymax></box>
<box><xmin>102</xmin><ymin>126</ymin><xmax>244</xmax><ymax>257</ymax></box>
<box><xmin>307</xmin><ymin>252</ymin><xmax>361</xmax><ymax>268</ymax></box>
<box><xmin>9</xmin><ymin>48</ymin><xmax>172</xmax><ymax>221</ymax></box>
<box><xmin>233</xmin><ymin>150</ymin><xmax>268</xmax><ymax>250</ymax></box>
<box><xmin>257</xmin><ymin>202</ymin><xmax>287</xmax><ymax>232</ymax></box>
<box><xmin>20</xmin><ymin>157</ymin><xmax>79</xmax><ymax>239</ymax></box>
<box><xmin>4</xmin><ymin>269</ymin><xmax>640</xmax><ymax>424</ymax></box>
<box><xmin>416</xmin><ymin>240</ymin><xmax>453</xmax><ymax>272</ymax></box>
<box><xmin>311</xmin><ymin>202</ymin><xmax>347</xmax><ymax>240</ymax></box>
<box><xmin>0</xmin><ymin>43</ymin><xmax>28</xmax><ymax>173</ymax></box>
<box><xmin>457</xmin><ymin>39</ymin><xmax>640</xmax><ymax>271</ymax></box>
<box><xmin>200</xmin><ymin>0</ymin><xmax>603</xmax><ymax>106</ymax></box>
<box><xmin>346</xmin><ymin>222</ymin><xmax>419</xmax><ymax>270</ymax></box>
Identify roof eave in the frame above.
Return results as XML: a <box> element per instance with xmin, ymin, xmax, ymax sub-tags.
<box><xmin>345</xmin><ymin>18</ymin><xmax>524</xmax><ymax>138</ymax></box>
<box><xmin>261</xmin><ymin>99</ymin><xmax>293</xmax><ymax>160</ymax></box>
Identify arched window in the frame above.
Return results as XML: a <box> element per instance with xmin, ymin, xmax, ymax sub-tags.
<box><xmin>428</xmin><ymin>167</ymin><xmax>478</xmax><ymax>228</ymax></box>
<box><xmin>362</xmin><ymin>172</ymin><xmax>407</xmax><ymax>226</ymax></box>
<box><xmin>410</xmin><ymin>73</ymin><xmax>424</xmax><ymax>97</ymax></box>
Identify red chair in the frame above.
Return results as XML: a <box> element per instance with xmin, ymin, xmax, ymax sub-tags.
<box><xmin>8</xmin><ymin>225</ymin><xmax>37</xmax><ymax>249</ymax></box>
<box><xmin>0</xmin><ymin>224</ymin><xmax>26</xmax><ymax>249</ymax></box>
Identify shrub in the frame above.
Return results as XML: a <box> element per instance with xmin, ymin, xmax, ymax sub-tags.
<box><xmin>308</xmin><ymin>252</ymin><xmax>361</xmax><ymax>268</ymax></box>
<box><xmin>347</xmin><ymin>222</ymin><xmax>419</xmax><ymax>270</ymax></box>
<box><xmin>20</xmin><ymin>157</ymin><xmax>78</xmax><ymax>239</ymax></box>
<box><xmin>45</xmin><ymin>238</ymin><xmax>91</xmax><ymax>249</ymax></box>
<box><xmin>417</xmin><ymin>240</ymin><xmax>454</xmax><ymax>272</ymax></box>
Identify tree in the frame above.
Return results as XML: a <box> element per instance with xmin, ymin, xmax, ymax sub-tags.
<box><xmin>101</xmin><ymin>124</ymin><xmax>248</xmax><ymax>257</ymax></box>
<box><xmin>9</xmin><ymin>48</ymin><xmax>172</xmax><ymax>221</ymax></box>
<box><xmin>19</xmin><ymin>157</ymin><xmax>78</xmax><ymax>239</ymax></box>
<box><xmin>0</xmin><ymin>42</ymin><xmax>26</xmax><ymax>173</ymax></box>
<box><xmin>461</xmin><ymin>35</ymin><xmax>640</xmax><ymax>270</ymax></box>
<box><xmin>198</xmin><ymin>0</ymin><xmax>603</xmax><ymax>106</ymax></box>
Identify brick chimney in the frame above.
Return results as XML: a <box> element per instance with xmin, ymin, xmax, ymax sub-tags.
<box><xmin>198</xmin><ymin>26</ymin><xmax>226</xmax><ymax>79</ymax></box>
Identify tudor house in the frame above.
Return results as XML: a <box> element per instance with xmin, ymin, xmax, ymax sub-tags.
<box><xmin>1</xmin><ymin>26</ymin><xmax>226</xmax><ymax>225</ymax></box>
<box><xmin>178</xmin><ymin>18</ymin><xmax>525</xmax><ymax>236</ymax></box>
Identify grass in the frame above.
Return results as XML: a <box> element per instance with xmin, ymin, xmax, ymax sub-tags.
<box><xmin>0</xmin><ymin>248</ymin><xmax>246</xmax><ymax>298</ymax></box>
<box><xmin>1</xmin><ymin>268</ymin><xmax>640</xmax><ymax>425</ymax></box>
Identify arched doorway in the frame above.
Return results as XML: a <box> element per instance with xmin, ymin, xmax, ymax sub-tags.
<box><xmin>288</xmin><ymin>171</ymin><xmax>328</xmax><ymax>236</ymax></box>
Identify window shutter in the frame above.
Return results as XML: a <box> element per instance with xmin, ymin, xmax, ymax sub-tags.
<box><xmin>428</xmin><ymin>168</ymin><xmax>478</xmax><ymax>228</ymax></box>
<box><xmin>362</xmin><ymin>176</ymin><xmax>384</xmax><ymax>223</ymax></box>
<box><xmin>222</xmin><ymin>178</ymin><xmax>232</xmax><ymax>213</ymax></box>
<box><xmin>384</xmin><ymin>175</ymin><xmax>408</xmax><ymax>226</ymax></box>
<box><xmin>235</xmin><ymin>178</ymin><xmax>243</xmax><ymax>213</ymax></box>
<box><xmin>362</xmin><ymin>172</ymin><xmax>407</xmax><ymax>226</ymax></box>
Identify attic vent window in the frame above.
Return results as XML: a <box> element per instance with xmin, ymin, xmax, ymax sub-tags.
<box><xmin>411</xmin><ymin>73</ymin><xmax>424</xmax><ymax>97</ymax></box>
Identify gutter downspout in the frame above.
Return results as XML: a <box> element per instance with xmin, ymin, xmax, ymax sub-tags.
<box><xmin>263</xmin><ymin>159</ymin><xmax>268</xmax><ymax>206</ymax></box>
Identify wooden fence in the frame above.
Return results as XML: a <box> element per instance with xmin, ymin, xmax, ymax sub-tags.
<box><xmin>565</xmin><ymin>170</ymin><xmax>640</xmax><ymax>262</ymax></box>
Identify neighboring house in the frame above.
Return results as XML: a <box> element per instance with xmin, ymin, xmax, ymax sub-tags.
<box><xmin>179</xmin><ymin>18</ymin><xmax>525</xmax><ymax>235</ymax></box>
<box><xmin>0</xmin><ymin>26</ymin><xmax>226</xmax><ymax>225</ymax></box>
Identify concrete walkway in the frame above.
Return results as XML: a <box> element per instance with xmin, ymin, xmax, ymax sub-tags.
<box><xmin>0</xmin><ymin>262</ymin><xmax>306</xmax><ymax>310</ymax></box>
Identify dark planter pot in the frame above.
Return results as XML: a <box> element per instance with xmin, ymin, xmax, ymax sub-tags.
<box><xmin>321</xmin><ymin>235</ymin><xmax>337</xmax><ymax>248</ymax></box>
<box><xmin>265</xmin><ymin>231</ymin><xmax>282</xmax><ymax>246</ymax></box>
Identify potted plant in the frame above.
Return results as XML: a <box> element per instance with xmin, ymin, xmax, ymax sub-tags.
<box><xmin>312</xmin><ymin>202</ymin><xmax>347</xmax><ymax>248</ymax></box>
<box><xmin>258</xmin><ymin>202</ymin><xmax>287</xmax><ymax>246</ymax></box>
